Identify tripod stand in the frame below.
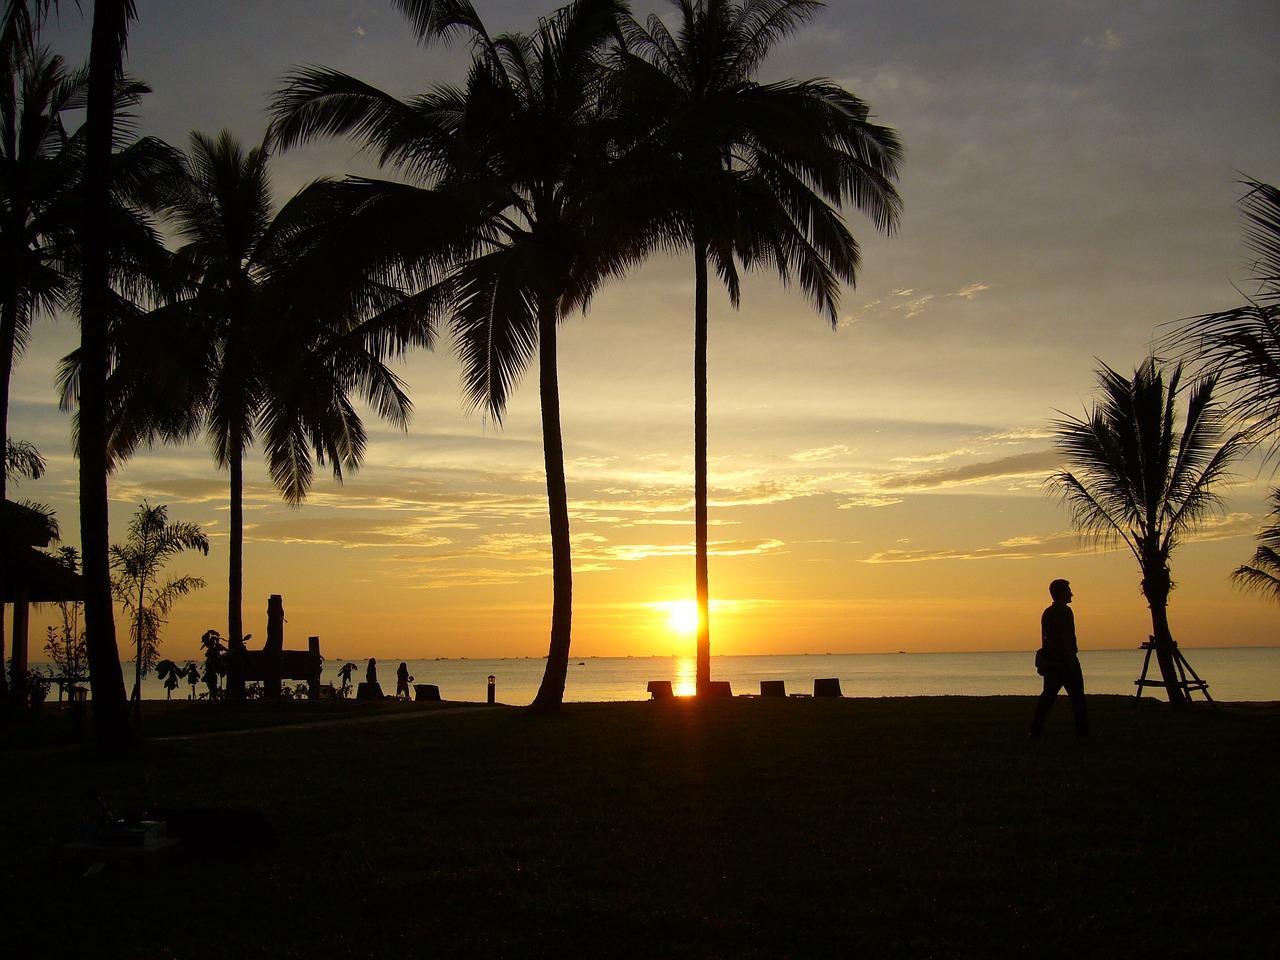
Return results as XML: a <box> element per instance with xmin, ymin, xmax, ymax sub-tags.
<box><xmin>1134</xmin><ymin>638</ymin><xmax>1215</xmax><ymax>707</ymax></box>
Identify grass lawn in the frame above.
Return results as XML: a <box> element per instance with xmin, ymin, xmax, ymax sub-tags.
<box><xmin>3</xmin><ymin>694</ymin><xmax>1277</xmax><ymax>958</ymax></box>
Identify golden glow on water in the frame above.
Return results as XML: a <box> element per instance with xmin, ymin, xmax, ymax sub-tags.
<box><xmin>672</xmin><ymin>657</ymin><xmax>697</xmax><ymax>697</ymax></box>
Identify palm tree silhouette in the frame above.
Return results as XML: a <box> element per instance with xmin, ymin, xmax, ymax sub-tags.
<box><xmin>1048</xmin><ymin>358</ymin><xmax>1250</xmax><ymax>708</ymax></box>
<box><xmin>110</xmin><ymin>501</ymin><xmax>208</xmax><ymax>722</ymax></box>
<box><xmin>272</xmin><ymin>0</ymin><xmax>652</xmax><ymax>711</ymax></box>
<box><xmin>617</xmin><ymin>0</ymin><xmax>903</xmax><ymax>693</ymax></box>
<box><xmin>86</xmin><ymin>130</ymin><xmax>420</xmax><ymax>700</ymax></box>
<box><xmin>76</xmin><ymin>0</ymin><xmax>149</xmax><ymax>744</ymax></box>
<box><xmin>1233</xmin><ymin>489</ymin><xmax>1280</xmax><ymax>601</ymax></box>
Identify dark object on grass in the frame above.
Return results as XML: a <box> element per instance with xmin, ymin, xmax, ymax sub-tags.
<box><xmin>647</xmin><ymin>680</ymin><xmax>673</xmax><ymax>699</ymax></box>
<box><xmin>357</xmin><ymin>682</ymin><xmax>384</xmax><ymax>700</ymax></box>
<box><xmin>760</xmin><ymin>680</ymin><xmax>786</xmax><ymax>697</ymax></box>
<box><xmin>414</xmin><ymin>683</ymin><xmax>441</xmax><ymax>702</ymax></box>
<box><xmin>705</xmin><ymin>681</ymin><xmax>732</xmax><ymax>698</ymax></box>
<box><xmin>143</xmin><ymin>807</ymin><xmax>275</xmax><ymax>856</ymax></box>
<box><xmin>814</xmin><ymin>678</ymin><xmax>842</xmax><ymax>697</ymax></box>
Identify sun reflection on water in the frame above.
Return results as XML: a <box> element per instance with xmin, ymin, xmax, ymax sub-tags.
<box><xmin>672</xmin><ymin>657</ymin><xmax>696</xmax><ymax>697</ymax></box>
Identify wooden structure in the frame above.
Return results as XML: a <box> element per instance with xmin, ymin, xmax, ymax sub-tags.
<box><xmin>240</xmin><ymin>595</ymin><xmax>323</xmax><ymax>699</ymax></box>
<box><xmin>2</xmin><ymin>499</ymin><xmax>82</xmax><ymax>683</ymax></box>
<box><xmin>1134</xmin><ymin>638</ymin><xmax>1214</xmax><ymax>707</ymax></box>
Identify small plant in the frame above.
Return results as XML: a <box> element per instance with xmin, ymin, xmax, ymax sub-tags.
<box><xmin>199</xmin><ymin>630</ymin><xmax>226</xmax><ymax>699</ymax></box>
<box><xmin>337</xmin><ymin>662</ymin><xmax>357</xmax><ymax>699</ymax></box>
<box><xmin>156</xmin><ymin>660</ymin><xmax>182</xmax><ymax>701</ymax></box>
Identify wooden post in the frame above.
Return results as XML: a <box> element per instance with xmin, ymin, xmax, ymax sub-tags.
<box><xmin>307</xmin><ymin>636</ymin><xmax>321</xmax><ymax>699</ymax></box>
<box><xmin>265</xmin><ymin>595</ymin><xmax>284</xmax><ymax>700</ymax></box>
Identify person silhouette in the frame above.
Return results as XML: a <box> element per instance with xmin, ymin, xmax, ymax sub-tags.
<box><xmin>1030</xmin><ymin>579</ymin><xmax>1090</xmax><ymax>738</ymax></box>
<box><xmin>366</xmin><ymin>658</ymin><xmax>378</xmax><ymax>686</ymax></box>
<box><xmin>396</xmin><ymin>661</ymin><xmax>412</xmax><ymax>699</ymax></box>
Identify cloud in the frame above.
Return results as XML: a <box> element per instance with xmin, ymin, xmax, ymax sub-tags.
<box><xmin>1084</xmin><ymin>29</ymin><xmax>1126</xmax><ymax>54</ymax></box>
<box><xmin>789</xmin><ymin>444</ymin><xmax>851</xmax><ymax>463</ymax></box>
<box><xmin>877</xmin><ymin>449</ymin><xmax>1062</xmax><ymax>491</ymax></box>
<box><xmin>866</xmin><ymin>530</ymin><xmax>1099</xmax><ymax>563</ymax></box>
<box><xmin>950</xmin><ymin>282</ymin><xmax>993</xmax><ymax>299</ymax></box>
<box><xmin>245</xmin><ymin>516</ymin><xmax>455</xmax><ymax>549</ymax></box>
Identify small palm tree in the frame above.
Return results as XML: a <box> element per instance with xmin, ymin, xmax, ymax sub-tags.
<box><xmin>1048</xmin><ymin>358</ymin><xmax>1250</xmax><ymax>708</ymax></box>
<box><xmin>618</xmin><ymin>0</ymin><xmax>903</xmax><ymax>693</ymax></box>
<box><xmin>110</xmin><ymin>501</ymin><xmax>209</xmax><ymax>722</ymax></box>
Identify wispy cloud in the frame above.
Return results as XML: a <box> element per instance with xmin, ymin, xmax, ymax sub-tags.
<box><xmin>866</xmin><ymin>530</ymin><xmax>1099</xmax><ymax>563</ymax></box>
<box><xmin>1084</xmin><ymin>29</ymin><xmax>1126</xmax><ymax>54</ymax></box>
<box><xmin>790</xmin><ymin>444</ymin><xmax>851</xmax><ymax>463</ymax></box>
<box><xmin>950</xmin><ymin>282</ymin><xmax>993</xmax><ymax>299</ymax></box>
<box><xmin>877</xmin><ymin>449</ymin><xmax>1061</xmax><ymax>491</ymax></box>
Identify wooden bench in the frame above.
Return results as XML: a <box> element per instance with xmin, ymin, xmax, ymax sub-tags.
<box><xmin>646</xmin><ymin>680</ymin><xmax>673</xmax><ymax>699</ymax></box>
<box><xmin>814</xmin><ymin>677</ymin><xmax>843</xmax><ymax>697</ymax></box>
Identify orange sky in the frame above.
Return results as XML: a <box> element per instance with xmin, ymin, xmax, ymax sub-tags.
<box><xmin>10</xmin><ymin>1</ymin><xmax>1280</xmax><ymax>665</ymax></box>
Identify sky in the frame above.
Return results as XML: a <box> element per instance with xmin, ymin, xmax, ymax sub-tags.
<box><xmin>9</xmin><ymin>0</ymin><xmax>1280</xmax><ymax>665</ymax></box>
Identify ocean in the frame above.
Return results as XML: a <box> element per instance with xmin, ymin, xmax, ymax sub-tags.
<box><xmin>58</xmin><ymin>646</ymin><xmax>1280</xmax><ymax>705</ymax></box>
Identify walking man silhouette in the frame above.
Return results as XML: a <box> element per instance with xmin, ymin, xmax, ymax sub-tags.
<box><xmin>1030</xmin><ymin>579</ymin><xmax>1090</xmax><ymax>738</ymax></box>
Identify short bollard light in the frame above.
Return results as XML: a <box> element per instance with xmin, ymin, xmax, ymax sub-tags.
<box><xmin>487</xmin><ymin>674</ymin><xmax>496</xmax><ymax>705</ymax></box>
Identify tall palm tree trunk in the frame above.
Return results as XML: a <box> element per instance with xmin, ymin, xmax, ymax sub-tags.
<box><xmin>694</xmin><ymin>239</ymin><xmax>711</xmax><ymax>696</ymax></box>
<box><xmin>79</xmin><ymin>0</ymin><xmax>134</xmax><ymax>744</ymax></box>
<box><xmin>531</xmin><ymin>298</ymin><xmax>573</xmax><ymax>713</ymax></box>
<box><xmin>0</xmin><ymin>293</ymin><xmax>15</xmax><ymax>700</ymax></box>
<box><xmin>226</xmin><ymin>429</ymin><xmax>245</xmax><ymax>700</ymax></box>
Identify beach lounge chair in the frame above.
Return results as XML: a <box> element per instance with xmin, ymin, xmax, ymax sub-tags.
<box><xmin>760</xmin><ymin>680</ymin><xmax>786</xmax><ymax>697</ymax></box>
<box><xmin>813</xmin><ymin>678</ymin><xmax>842</xmax><ymax>697</ymax></box>
<box><xmin>647</xmin><ymin>680</ymin><xmax>673</xmax><ymax>699</ymax></box>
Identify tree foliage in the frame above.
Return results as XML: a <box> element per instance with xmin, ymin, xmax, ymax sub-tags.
<box><xmin>1048</xmin><ymin>358</ymin><xmax>1250</xmax><ymax>706</ymax></box>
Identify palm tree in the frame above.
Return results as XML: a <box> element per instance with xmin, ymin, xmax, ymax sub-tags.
<box><xmin>1167</xmin><ymin>181</ymin><xmax>1280</xmax><ymax>451</ymax></box>
<box><xmin>77</xmin><ymin>0</ymin><xmax>138</xmax><ymax>744</ymax></box>
<box><xmin>1</xmin><ymin>48</ymin><xmax>81</xmax><ymax>502</ymax></box>
<box><xmin>79</xmin><ymin>130</ymin><xmax>421</xmax><ymax>701</ymax></box>
<box><xmin>109</xmin><ymin>501</ymin><xmax>208</xmax><ymax>722</ymax></box>
<box><xmin>2</xmin><ymin>0</ymin><xmax>68</xmax><ymax>704</ymax></box>
<box><xmin>272</xmin><ymin>0</ymin><xmax>654</xmax><ymax>711</ymax></box>
<box><xmin>616</xmin><ymin>0</ymin><xmax>903</xmax><ymax>693</ymax></box>
<box><xmin>1164</xmin><ymin>181</ymin><xmax>1280</xmax><ymax>609</ymax></box>
<box><xmin>1232</xmin><ymin>489</ymin><xmax>1280</xmax><ymax>601</ymax></box>
<box><xmin>1048</xmin><ymin>358</ymin><xmax>1250</xmax><ymax>708</ymax></box>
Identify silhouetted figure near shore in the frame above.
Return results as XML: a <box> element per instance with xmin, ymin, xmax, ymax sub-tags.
<box><xmin>366</xmin><ymin>658</ymin><xmax>378</xmax><ymax>686</ymax></box>
<box><xmin>1030</xmin><ymin>579</ymin><xmax>1090</xmax><ymax>738</ymax></box>
<box><xmin>396</xmin><ymin>662</ymin><xmax>412</xmax><ymax>699</ymax></box>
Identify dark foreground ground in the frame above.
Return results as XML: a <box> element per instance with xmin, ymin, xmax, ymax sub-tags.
<box><xmin>3</xmin><ymin>694</ymin><xmax>1277</xmax><ymax>958</ymax></box>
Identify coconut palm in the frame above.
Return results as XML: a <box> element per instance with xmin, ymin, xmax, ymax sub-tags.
<box><xmin>75</xmin><ymin>129</ymin><xmax>422</xmax><ymax>701</ymax></box>
<box><xmin>1167</xmin><ymin>181</ymin><xmax>1280</xmax><ymax>452</ymax></box>
<box><xmin>616</xmin><ymin>0</ymin><xmax>903</xmax><ymax>693</ymax></box>
<box><xmin>110</xmin><ymin>501</ymin><xmax>208</xmax><ymax>722</ymax></box>
<box><xmin>1232</xmin><ymin>489</ymin><xmax>1280</xmax><ymax>600</ymax></box>
<box><xmin>1048</xmin><ymin>358</ymin><xmax>1250</xmax><ymax>708</ymax></box>
<box><xmin>76</xmin><ymin>0</ymin><xmax>139</xmax><ymax>744</ymax></box>
<box><xmin>272</xmin><ymin>0</ymin><xmax>655</xmax><ymax>711</ymax></box>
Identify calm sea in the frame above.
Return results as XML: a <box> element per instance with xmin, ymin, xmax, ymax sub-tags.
<box><xmin>73</xmin><ymin>646</ymin><xmax>1280</xmax><ymax>705</ymax></box>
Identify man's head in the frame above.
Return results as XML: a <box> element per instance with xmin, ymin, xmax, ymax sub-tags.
<box><xmin>1049</xmin><ymin>579</ymin><xmax>1072</xmax><ymax>603</ymax></box>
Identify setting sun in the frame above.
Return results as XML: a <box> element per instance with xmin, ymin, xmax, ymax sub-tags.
<box><xmin>664</xmin><ymin>600</ymin><xmax>701</xmax><ymax>635</ymax></box>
